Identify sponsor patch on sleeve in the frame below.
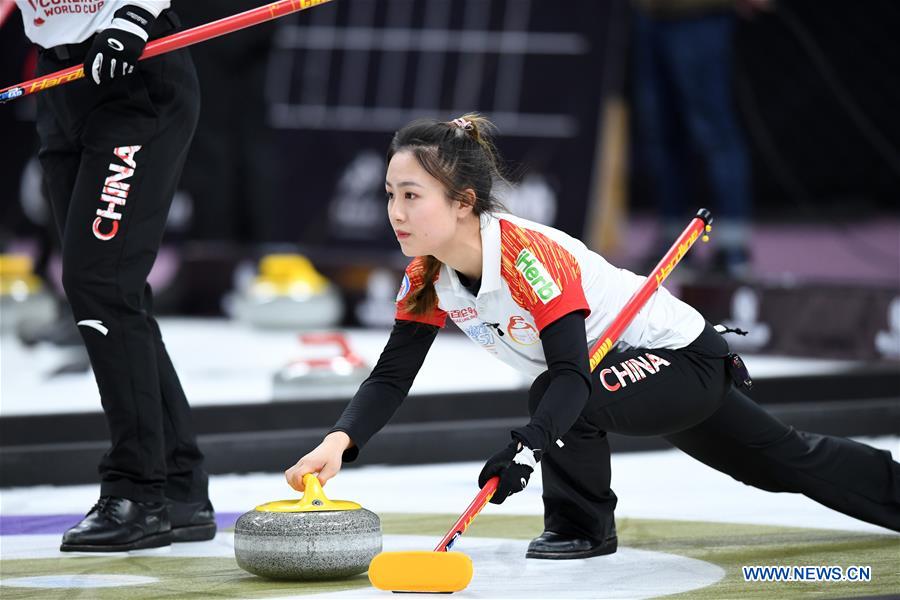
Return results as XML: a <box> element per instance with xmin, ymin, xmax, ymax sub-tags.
<box><xmin>396</xmin><ymin>273</ymin><xmax>411</xmax><ymax>302</ymax></box>
<box><xmin>514</xmin><ymin>248</ymin><xmax>562</xmax><ymax>304</ymax></box>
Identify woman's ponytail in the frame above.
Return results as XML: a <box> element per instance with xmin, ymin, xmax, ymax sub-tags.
<box><xmin>403</xmin><ymin>255</ymin><xmax>442</xmax><ymax>315</ymax></box>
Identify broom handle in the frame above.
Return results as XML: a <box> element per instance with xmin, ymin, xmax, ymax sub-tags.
<box><xmin>434</xmin><ymin>477</ymin><xmax>498</xmax><ymax>551</ymax></box>
<box><xmin>0</xmin><ymin>0</ymin><xmax>333</xmax><ymax>102</ymax></box>
<box><xmin>588</xmin><ymin>208</ymin><xmax>711</xmax><ymax>370</ymax></box>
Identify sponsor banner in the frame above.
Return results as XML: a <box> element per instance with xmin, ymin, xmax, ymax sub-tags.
<box><xmin>265</xmin><ymin>1</ymin><xmax>613</xmax><ymax>251</ymax></box>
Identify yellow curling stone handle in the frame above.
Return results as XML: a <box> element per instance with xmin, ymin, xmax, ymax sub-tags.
<box><xmin>255</xmin><ymin>474</ymin><xmax>361</xmax><ymax>512</ymax></box>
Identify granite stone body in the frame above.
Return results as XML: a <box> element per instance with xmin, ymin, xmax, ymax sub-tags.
<box><xmin>234</xmin><ymin>508</ymin><xmax>382</xmax><ymax>580</ymax></box>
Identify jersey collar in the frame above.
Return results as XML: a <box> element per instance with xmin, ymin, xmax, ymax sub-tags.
<box><xmin>435</xmin><ymin>212</ymin><xmax>503</xmax><ymax>299</ymax></box>
<box><xmin>479</xmin><ymin>212</ymin><xmax>502</xmax><ymax>294</ymax></box>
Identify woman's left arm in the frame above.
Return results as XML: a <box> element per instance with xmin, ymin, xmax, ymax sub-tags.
<box><xmin>513</xmin><ymin>311</ymin><xmax>592</xmax><ymax>453</ymax></box>
<box><xmin>477</xmin><ymin>311</ymin><xmax>592</xmax><ymax>503</ymax></box>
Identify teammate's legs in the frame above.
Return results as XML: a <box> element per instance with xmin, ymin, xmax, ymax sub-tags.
<box><xmin>35</xmin><ymin>88</ymin><xmax>79</xmax><ymax>238</ymax></box>
<box><xmin>61</xmin><ymin>141</ymin><xmax>173</xmax><ymax>502</ymax></box>
<box><xmin>55</xmin><ymin>48</ymin><xmax>200</xmax><ymax>503</ymax></box>
<box><xmin>146</xmin><ymin>294</ymin><xmax>215</xmax><ymax>541</ymax></box>
<box><xmin>141</xmin><ymin>284</ymin><xmax>209</xmax><ymax>502</ymax></box>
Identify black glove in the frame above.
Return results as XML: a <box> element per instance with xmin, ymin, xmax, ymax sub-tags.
<box><xmin>84</xmin><ymin>5</ymin><xmax>156</xmax><ymax>86</ymax></box>
<box><xmin>478</xmin><ymin>439</ymin><xmax>540</xmax><ymax>505</ymax></box>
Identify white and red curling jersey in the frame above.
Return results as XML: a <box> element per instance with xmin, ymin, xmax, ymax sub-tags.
<box><xmin>15</xmin><ymin>0</ymin><xmax>169</xmax><ymax>48</ymax></box>
<box><xmin>395</xmin><ymin>213</ymin><xmax>705</xmax><ymax>377</ymax></box>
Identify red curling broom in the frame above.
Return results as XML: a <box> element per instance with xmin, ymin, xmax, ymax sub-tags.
<box><xmin>0</xmin><ymin>0</ymin><xmax>334</xmax><ymax>103</ymax></box>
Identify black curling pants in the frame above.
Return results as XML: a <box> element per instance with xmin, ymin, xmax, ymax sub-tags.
<box><xmin>530</xmin><ymin>323</ymin><xmax>900</xmax><ymax>539</ymax></box>
<box><xmin>34</xmin><ymin>21</ymin><xmax>208</xmax><ymax>504</ymax></box>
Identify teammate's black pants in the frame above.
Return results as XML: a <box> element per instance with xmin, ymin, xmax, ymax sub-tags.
<box><xmin>530</xmin><ymin>323</ymin><xmax>900</xmax><ymax>538</ymax></box>
<box><xmin>34</xmin><ymin>16</ymin><xmax>207</xmax><ymax>504</ymax></box>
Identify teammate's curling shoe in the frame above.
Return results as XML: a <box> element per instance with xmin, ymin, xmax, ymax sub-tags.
<box><xmin>167</xmin><ymin>497</ymin><xmax>217</xmax><ymax>542</ymax></box>
<box><xmin>60</xmin><ymin>496</ymin><xmax>172</xmax><ymax>552</ymax></box>
<box><xmin>525</xmin><ymin>528</ymin><xmax>618</xmax><ymax>560</ymax></box>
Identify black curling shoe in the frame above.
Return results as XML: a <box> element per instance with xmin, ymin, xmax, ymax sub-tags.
<box><xmin>166</xmin><ymin>497</ymin><xmax>217</xmax><ymax>542</ymax></box>
<box><xmin>60</xmin><ymin>496</ymin><xmax>172</xmax><ymax>552</ymax></box>
<box><xmin>525</xmin><ymin>528</ymin><xmax>618</xmax><ymax>560</ymax></box>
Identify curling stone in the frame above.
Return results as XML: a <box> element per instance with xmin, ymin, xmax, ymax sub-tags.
<box><xmin>227</xmin><ymin>254</ymin><xmax>343</xmax><ymax>329</ymax></box>
<box><xmin>272</xmin><ymin>332</ymin><xmax>370</xmax><ymax>400</ymax></box>
<box><xmin>234</xmin><ymin>474</ymin><xmax>381</xmax><ymax>580</ymax></box>
<box><xmin>0</xmin><ymin>254</ymin><xmax>57</xmax><ymax>335</ymax></box>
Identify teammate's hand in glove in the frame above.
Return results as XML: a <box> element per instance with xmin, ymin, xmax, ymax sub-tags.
<box><xmin>84</xmin><ymin>5</ymin><xmax>156</xmax><ymax>85</ymax></box>
<box><xmin>478</xmin><ymin>439</ymin><xmax>540</xmax><ymax>505</ymax></box>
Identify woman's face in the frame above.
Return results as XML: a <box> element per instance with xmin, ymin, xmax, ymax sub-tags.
<box><xmin>386</xmin><ymin>150</ymin><xmax>467</xmax><ymax>258</ymax></box>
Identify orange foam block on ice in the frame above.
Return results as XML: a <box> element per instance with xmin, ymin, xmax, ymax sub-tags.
<box><xmin>368</xmin><ymin>550</ymin><xmax>473</xmax><ymax>593</ymax></box>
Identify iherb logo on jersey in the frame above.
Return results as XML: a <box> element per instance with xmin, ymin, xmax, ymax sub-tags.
<box><xmin>515</xmin><ymin>249</ymin><xmax>561</xmax><ymax>303</ymax></box>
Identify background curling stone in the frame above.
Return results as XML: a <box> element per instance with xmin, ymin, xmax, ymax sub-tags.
<box><xmin>226</xmin><ymin>254</ymin><xmax>343</xmax><ymax>329</ymax></box>
<box><xmin>0</xmin><ymin>254</ymin><xmax>57</xmax><ymax>335</ymax></box>
<box><xmin>234</xmin><ymin>474</ymin><xmax>381</xmax><ymax>580</ymax></box>
<box><xmin>272</xmin><ymin>332</ymin><xmax>370</xmax><ymax>400</ymax></box>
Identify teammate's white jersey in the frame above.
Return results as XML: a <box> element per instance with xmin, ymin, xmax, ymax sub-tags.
<box><xmin>16</xmin><ymin>0</ymin><xmax>169</xmax><ymax>48</ymax></box>
<box><xmin>396</xmin><ymin>213</ymin><xmax>705</xmax><ymax>377</ymax></box>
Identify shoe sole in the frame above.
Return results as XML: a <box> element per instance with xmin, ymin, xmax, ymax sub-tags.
<box><xmin>172</xmin><ymin>522</ymin><xmax>217</xmax><ymax>542</ymax></box>
<box><xmin>525</xmin><ymin>536</ymin><xmax>618</xmax><ymax>560</ymax></box>
<box><xmin>60</xmin><ymin>531</ymin><xmax>174</xmax><ymax>553</ymax></box>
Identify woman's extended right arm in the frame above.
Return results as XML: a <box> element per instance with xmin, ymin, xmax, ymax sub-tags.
<box><xmin>285</xmin><ymin>319</ymin><xmax>440</xmax><ymax>491</ymax></box>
